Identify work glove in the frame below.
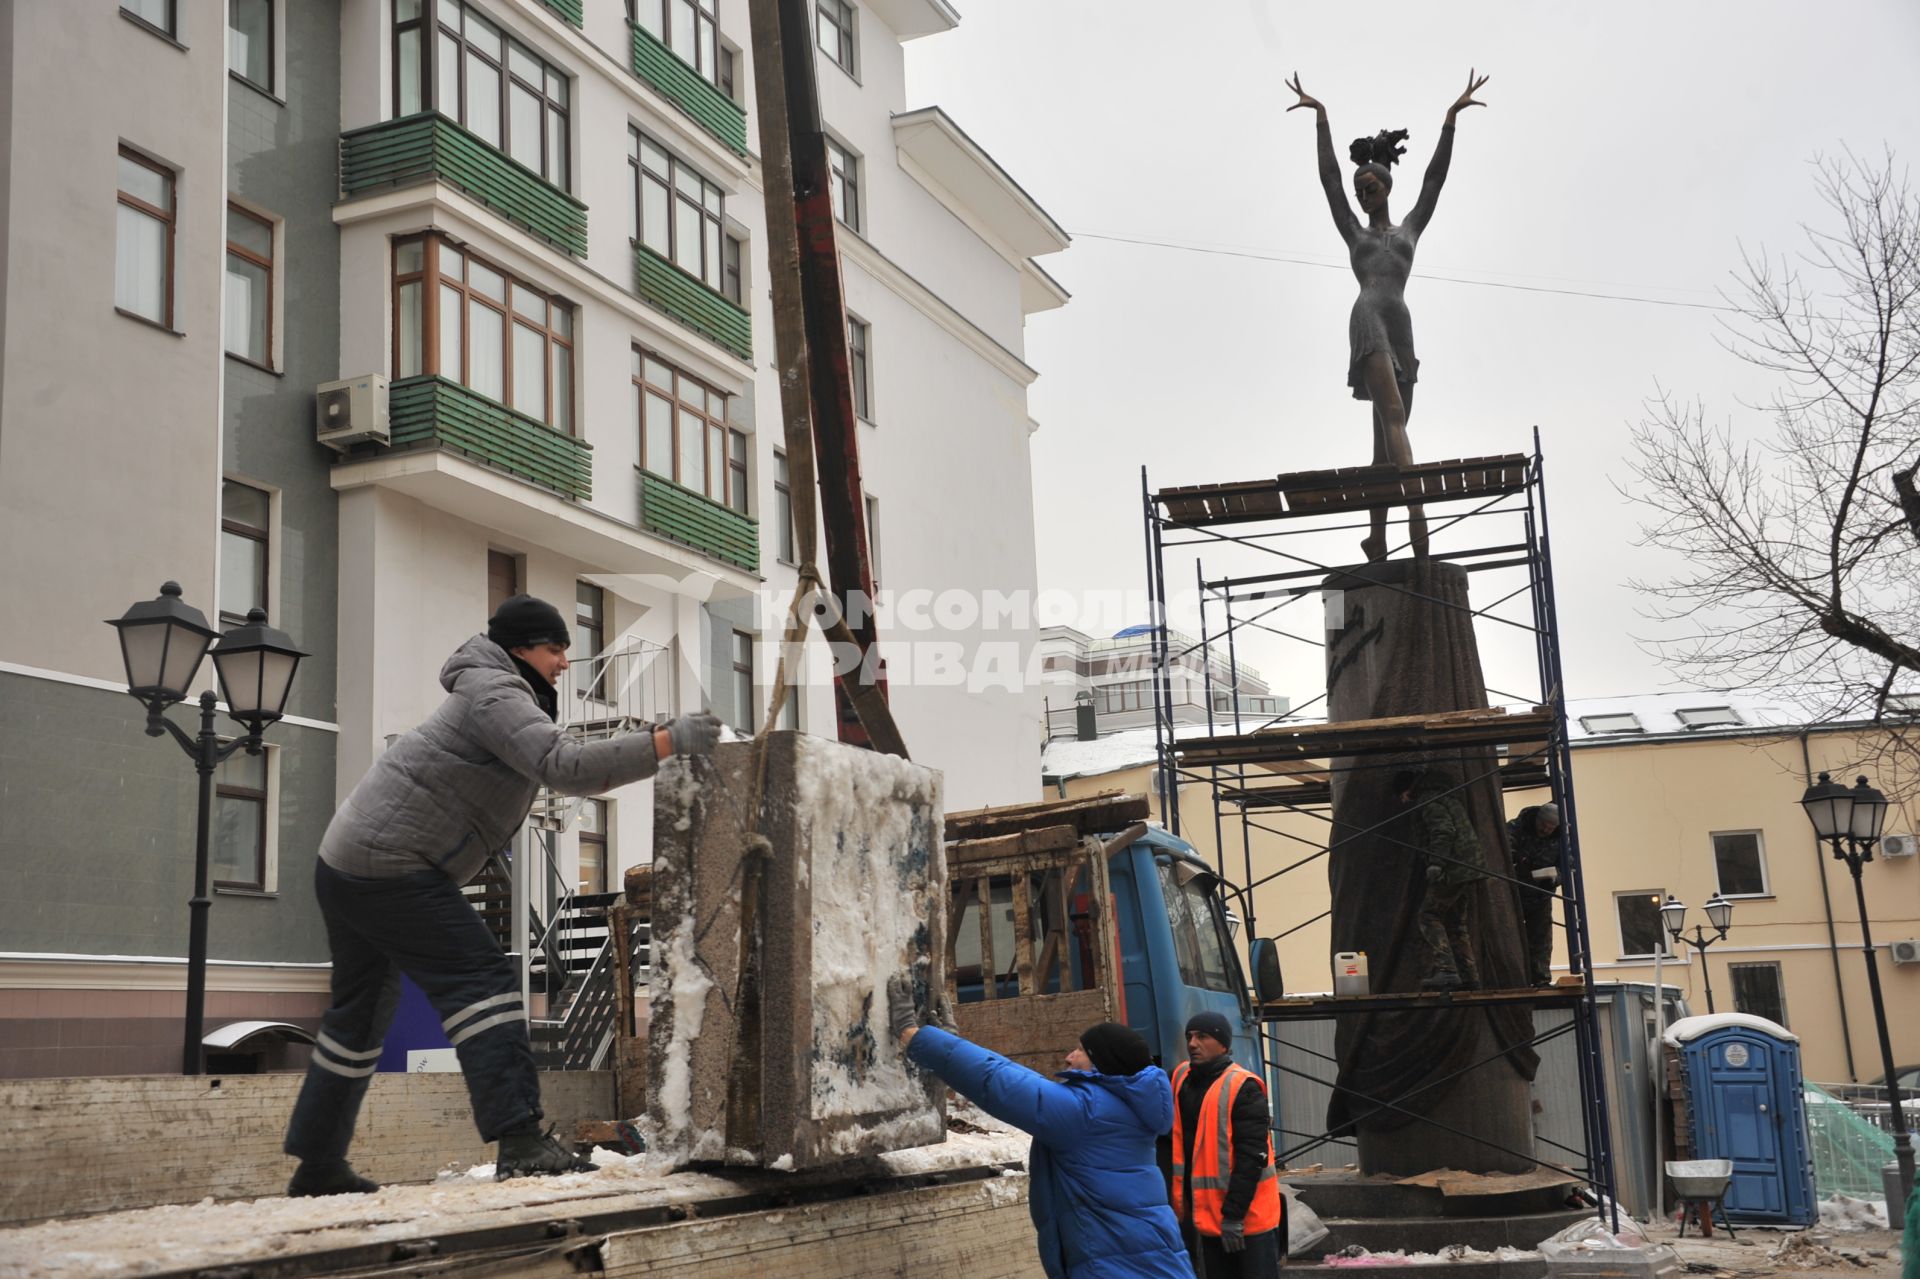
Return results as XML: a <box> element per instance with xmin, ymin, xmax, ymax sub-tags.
<box><xmin>1220</xmin><ymin>1218</ymin><xmax>1247</xmax><ymax>1253</ymax></box>
<box><xmin>665</xmin><ymin>711</ymin><xmax>724</xmax><ymax>759</ymax></box>
<box><xmin>886</xmin><ymin>974</ymin><xmax>920</xmax><ymax>1041</ymax></box>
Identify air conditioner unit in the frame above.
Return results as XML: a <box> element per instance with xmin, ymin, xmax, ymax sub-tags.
<box><xmin>315</xmin><ymin>373</ymin><xmax>390</xmax><ymax>452</ymax></box>
<box><xmin>1891</xmin><ymin>939</ymin><xmax>1920</xmax><ymax>966</ymax></box>
<box><xmin>1880</xmin><ymin>832</ymin><xmax>1918</xmax><ymax>859</ymax></box>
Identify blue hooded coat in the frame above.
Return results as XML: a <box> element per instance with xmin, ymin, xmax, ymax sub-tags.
<box><xmin>905</xmin><ymin>1026</ymin><xmax>1193</xmax><ymax>1279</ymax></box>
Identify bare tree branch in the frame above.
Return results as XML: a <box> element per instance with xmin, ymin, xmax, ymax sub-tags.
<box><xmin>1620</xmin><ymin>148</ymin><xmax>1920</xmax><ymax>796</ymax></box>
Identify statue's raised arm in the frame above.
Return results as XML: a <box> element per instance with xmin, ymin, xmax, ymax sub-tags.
<box><xmin>1405</xmin><ymin>70</ymin><xmax>1489</xmax><ymax>237</ymax></box>
<box><xmin>1287</xmin><ymin>73</ymin><xmax>1358</xmax><ymax>248</ymax></box>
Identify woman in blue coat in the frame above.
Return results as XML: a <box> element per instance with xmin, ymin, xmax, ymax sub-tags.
<box><xmin>890</xmin><ymin>980</ymin><xmax>1193</xmax><ymax>1279</ymax></box>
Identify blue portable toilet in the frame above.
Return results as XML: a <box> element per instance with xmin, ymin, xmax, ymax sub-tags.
<box><xmin>1667</xmin><ymin>1013</ymin><xmax>1816</xmax><ymax>1225</ymax></box>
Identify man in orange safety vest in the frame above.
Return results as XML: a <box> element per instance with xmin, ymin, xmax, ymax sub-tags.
<box><xmin>1169</xmin><ymin>1011</ymin><xmax>1284</xmax><ymax>1276</ymax></box>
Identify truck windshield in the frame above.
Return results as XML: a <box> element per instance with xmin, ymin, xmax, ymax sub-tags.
<box><xmin>1156</xmin><ymin>858</ymin><xmax>1237</xmax><ymax>993</ymax></box>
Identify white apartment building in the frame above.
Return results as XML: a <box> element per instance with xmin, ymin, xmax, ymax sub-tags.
<box><xmin>1038</xmin><ymin>624</ymin><xmax>1288</xmax><ymax>740</ymax></box>
<box><xmin>0</xmin><ymin>0</ymin><xmax>1064</xmax><ymax>1075</ymax></box>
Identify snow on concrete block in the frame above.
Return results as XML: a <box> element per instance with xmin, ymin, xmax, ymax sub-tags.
<box><xmin>649</xmin><ymin>732</ymin><xmax>946</xmax><ymax>1169</ymax></box>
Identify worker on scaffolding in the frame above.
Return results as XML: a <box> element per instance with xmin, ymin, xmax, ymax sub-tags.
<box><xmin>282</xmin><ymin>594</ymin><xmax>723</xmax><ymax>1196</ymax></box>
<box><xmin>1506</xmin><ymin>802</ymin><xmax>1561</xmax><ymax>986</ymax></box>
<box><xmin>1394</xmin><ymin>766</ymin><xmax>1487</xmax><ymax>992</ymax></box>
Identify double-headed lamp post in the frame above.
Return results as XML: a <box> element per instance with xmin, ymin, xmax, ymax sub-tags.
<box><xmin>1661</xmin><ymin>893</ymin><xmax>1734</xmax><ymax>1014</ymax></box>
<box><xmin>107</xmin><ymin>582</ymin><xmax>306</xmax><ymax>1075</ymax></box>
<box><xmin>1799</xmin><ymin>771</ymin><xmax>1914</xmax><ymax>1213</ymax></box>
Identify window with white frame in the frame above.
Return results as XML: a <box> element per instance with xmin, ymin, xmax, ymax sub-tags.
<box><xmin>630</xmin><ymin>0</ymin><xmax>723</xmax><ymax>86</ymax></box>
<box><xmin>774</xmin><ymin>450</ymin><xmax>795</xmax><ymax>564</ymax></box>
<box><xmin>629</xmin><ymin>128</ymin><xmax>727</xmax><ymax>291</ymax></box>
<box><xmin>848</xmin><ymin>316</ymin><xmax>871</xmax><ymax>420</ymax></box>
<box><xmin>864</xmin><ymin>491</ymin><xmax>881</xmax><ymax>587</ymax></box>
<box><xmin>214</xmin><ymin>745</ymin><xmax>272</xmax><ymax>891</ymax></box>
<box><xmin>815</xmin><ymin>0</ymin><xmax>855</xmax><ymax>75</ymax></box>
<box><xmin>1711</xmin><ymin>831</ymin><xmax>1770</xmax><ymax>897</ymax></box>
<box><xmin>1580</xmin><ymin>712</ymin><xmax>1645</xmax><ymax>736</ymax></box>
<box><xmin>225</xmin><ymin>204</ymin><xmax>275</xmax><ymax>367</ymax></box>
<box><xmin>220</xmin><ymin>480</ymin><xmax>271</xmax><ymax>628</ymax></box>
<box><xmin>826</xmin><ymin>136</ymin><xmax>860</xmax><ymax>232</ymax></box>
<box><xmin>731</xmin><ymin>630</ymin><xmax>755</xmax><ymax>733</ymax></box>
<box><xmin>228</xmin><ymin>0</ymin><xmax>274</xmax><ymax>92</ymax></box>
<box><xmin>633</xmin><ymin>349</ymin><xmax>747</xmax><ymax>506</ymax></box>
<box><xmin>1676</xmin><ymin>705</ymin><xmax>1742</xmax><ymax>730</ymax></box>
<box><xmin>1729</xmin><ymin>961</ymin><xmax>1787</xmax><ymax>1028</ymax></box>
<box><xmin>392</xmin><ymin>234</ymin><xmax>576</xmax><ymax>431</ymax></box>
<box><xmin>722</xmin><ymin>232</ymin><xmax>744</xmax><ymax>305</ymax></box>
<box><xmin>1614</xmin><ymin>890</ymin><xmax>1674</xmax><ymax>959</ymax></box>
<box><xmin>122</xmin><ymin>0</ymin><xmax>176</xmax><ymax>38</ymax></box>
<box><xmin>577</xmin><ymin>798</ymin><xmax>608</xmax><ymax>895</ymax></box>
<box><xmin>392</xmin><ymin>0</ymin><xmax>571</xmax><ymax>190</ymax></box>
<box><xmin>116</xmin><ymin>148</ymin><xmax>175</xmax><ymax>327</ymax></box>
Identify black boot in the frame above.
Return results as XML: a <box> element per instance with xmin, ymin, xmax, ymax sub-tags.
<box><xmin>288</xmin><ymin>1156</ymin><xmax>380</xmax><ymax>1197</ymax></box>
<box><xmin>495</xmin><ymin>1124</ymin><xmax>593</xmax><ymax>1180</ymax></box>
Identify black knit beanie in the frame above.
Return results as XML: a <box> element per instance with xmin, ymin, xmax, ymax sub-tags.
<box><xmin>1185</xmin><ymin>1010</ymin><xmax>1233</xmax><ymax>1050</ymax></box>
<box><xmin>1079</xmin><ymin>1022</ymin><xmax>1152</xmax><ymax>1077</ymax></box>
<box><xmin>488</xmin><ymin>594</ymin><xmax>571</xmax><ymax>651</ymax></box>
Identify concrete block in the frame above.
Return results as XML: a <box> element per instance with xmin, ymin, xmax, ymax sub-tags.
<box><xmin>649</xmin><ymin>732</ymin><xmax>945</xmax><ymax>1169</ymax></box>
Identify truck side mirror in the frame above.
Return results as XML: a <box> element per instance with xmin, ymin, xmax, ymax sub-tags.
<box><xmin>1249</xmin><ymin>938</ymin><xmax>1284</xmax><ymax>1004</ymax></box>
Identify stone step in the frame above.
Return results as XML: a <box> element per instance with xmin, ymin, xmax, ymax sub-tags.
<box><xmin>1311</xmin><ymin>1207</ymin><xmax>1593</xmax><ymax>1258</ymax></box>
<box><xmin>1289</xmin><ymin>1260</ymin><xmax>1543</xmax><ymax>1279</ymax></box>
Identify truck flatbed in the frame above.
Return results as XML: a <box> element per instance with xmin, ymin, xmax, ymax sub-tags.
<box><xmin>0</xmin><ymin>1125</ymin><xmax>1033</xmax><ymax>1279</ymax></box>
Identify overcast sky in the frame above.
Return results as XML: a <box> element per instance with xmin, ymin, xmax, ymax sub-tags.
<box><xmin>904</xmin><ymin>1</ymin><xmax>1920</xmax><ymax>708</ymax></box>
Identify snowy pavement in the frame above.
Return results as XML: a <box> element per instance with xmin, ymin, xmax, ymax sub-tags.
<box><xmin>0</xmin><ymin>1117</ymin><xmax>1030</xmax><ymax>1278</ymax></box>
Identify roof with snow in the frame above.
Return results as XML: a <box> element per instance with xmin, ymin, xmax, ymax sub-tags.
<box><xmin>1663</xmin><ymin>1012</ymin><xmax>1798</xmax><ymax>1045</ymax></box>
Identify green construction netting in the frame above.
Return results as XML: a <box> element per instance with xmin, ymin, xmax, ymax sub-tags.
<box><xmin>1805</xmin><ymin>1082</ymin><xmax>1896</xmax><ymax>1198</ymax></box>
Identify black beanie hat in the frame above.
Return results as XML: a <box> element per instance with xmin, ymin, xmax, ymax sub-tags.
<box><xmin>1185</xmin><ymin>1010</ymin><xmax>1233</xmax><ymax>1050</ymax></box>
<box><xmin>1079</xmin><ymin>1022</ymin><xmax>1152</xmax><ymax>1077</ymax></box>
<box><xmin>488</xmin><ymin>594</ymin><xmax>571</xmax><ymax>651</ymax></box>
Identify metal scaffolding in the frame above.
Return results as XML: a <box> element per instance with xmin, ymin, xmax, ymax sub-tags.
<box><xmin>1140</xmin><ymin>432</ymin><xmax>1618</xmax><ymax>1224</ymax></box>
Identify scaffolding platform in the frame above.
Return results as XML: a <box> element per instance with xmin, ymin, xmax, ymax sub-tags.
<box><xmin>1174</xmin><ymin>707</ymin><xmax>1557</xmax><ymax>770</ymax></box>
<box><xmin>1259</xmin><ymin>980</ymin><xmax>1588</xmax><ymax>1020</ymax></box>
<box><xmin>1157</xmin><ymin>454</ymin><xmax>1531</xmax><ymax>527</ymax></box>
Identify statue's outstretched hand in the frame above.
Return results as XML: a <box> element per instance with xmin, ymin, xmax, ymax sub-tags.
<box><xmin>1285</xmin><ymin>72</ymin><xmax>1324</xmax><ymax>116</ymax></box>
<box><xmin>1447</xmin><ymin>69</ymin><xmax>1490</xmax><ymax>120</ymax></box>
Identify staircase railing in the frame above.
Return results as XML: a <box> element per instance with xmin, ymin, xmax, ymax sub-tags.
<box><xmin>520</xmin><ymin>634</ymin><xmax>672</xmax><ymax>1040</ymax></box>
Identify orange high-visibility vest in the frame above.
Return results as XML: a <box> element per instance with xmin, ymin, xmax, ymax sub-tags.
<box><xmin>1170</xmin><ymin>1060</ymin><xmax>1283</xmax><ymax>1236</ymax></box>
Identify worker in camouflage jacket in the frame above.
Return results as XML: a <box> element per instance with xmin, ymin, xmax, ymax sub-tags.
<box><xmin>1506</xmin><ymin>803</ymin><xmax>1562</xmax><ymax>986</ymax></box>
<box><xmin>1393</xmin><ymin>766</ymin><xmax>1487</xmax><ymax>992</ymax></box>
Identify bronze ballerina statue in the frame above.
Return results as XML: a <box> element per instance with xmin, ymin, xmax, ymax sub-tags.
<box><xmin>1287</xmin><ymin>70</ymin><xmax>1490</xmax><ymax>562</ymax></box>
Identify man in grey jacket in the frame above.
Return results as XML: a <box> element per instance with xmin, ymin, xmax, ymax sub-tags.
<box><xmin>283</xmin><ymin>595</ymin><xmax>722</xmax><ymax>1195</ymax></box>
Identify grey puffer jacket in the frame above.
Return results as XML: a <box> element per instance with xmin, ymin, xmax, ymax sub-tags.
<box><xmin>320</xmin><ymin>635</ymin><xmax>663</xmax><ymax>884</ymax></box>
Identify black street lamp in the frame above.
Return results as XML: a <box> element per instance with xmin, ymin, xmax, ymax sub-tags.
<box><xmin>1799</xmin><ymin>771</ymin><xmax>1914</xmax><ymax>1214</ymax></box>
<box><xmin>1662</xmin><ymin>893</ymin><xmax>1734</xmax><ymax>1014</ymax></box>
<box><xmin>107</xmin><ymin>583</ymin><xmax>306</xmax><ymax>1075</ymax></box>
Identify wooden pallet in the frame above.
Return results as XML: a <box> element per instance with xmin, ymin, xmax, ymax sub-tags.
<box><xmin>1156</xmin><ymin>454</ymin><xmax>1530</xmax><ymax>526</ymax></box>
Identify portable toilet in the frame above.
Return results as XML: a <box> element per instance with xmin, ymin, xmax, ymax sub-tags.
<box><xmin>1666</xmin><ymin>1013</ymin><xmax>1816</xmax><ymax>1225</ymax></box>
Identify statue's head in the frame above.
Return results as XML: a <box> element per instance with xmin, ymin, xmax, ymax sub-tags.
<box><xmin>1349</xmin><ymin>129</ymin><xmax>1409</xmax><ymax>214</ymax></box>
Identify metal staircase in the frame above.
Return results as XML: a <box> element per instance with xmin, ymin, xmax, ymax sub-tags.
<box><xmin>518</xmin><ymin>636</ymin><xmax>671</xmax><ymax>1070</ymax></box>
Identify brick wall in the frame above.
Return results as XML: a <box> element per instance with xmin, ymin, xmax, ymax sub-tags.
<box><xmin>0</xmin><ymin>1070</ymin><xmax>612</xmax><ymax>1225</ymax></box>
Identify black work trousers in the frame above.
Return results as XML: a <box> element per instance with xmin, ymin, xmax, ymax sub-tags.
<box><xmin>1520</xmin><ymin>885</ymin><xmax>1555</xmax><ymax>985</ymax></box>
<box><xmin>284</xmin><ymin>860</ymin><xmax>541</xmax><ymax>1161</ymax></box>
<box><xmin>1184</xmin><ymin>1223</ymin><xmax>1284</xmax><ymax>1277</ymax></box>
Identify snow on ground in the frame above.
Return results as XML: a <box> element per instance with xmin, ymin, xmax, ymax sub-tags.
<box><xmin>0</xmin><ymin>1106</ymin><xmax>1028</xmax><ymax>1279</ymax></box>
<box><xmin>1817</xmin><ymin>1194</ymin><xmax>1890</xmax><ymax>1231</ymax></box>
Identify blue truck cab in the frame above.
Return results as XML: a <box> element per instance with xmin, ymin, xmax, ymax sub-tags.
<box><xmin>948</xmin><ymin>818</ymin><xmax>1259</xmax><ymax>1074</ymax></box>
<box><xmin>1113</xmin><ymin>826</ymin><xmax>1260</xmax><ymax>1070</ymax></box>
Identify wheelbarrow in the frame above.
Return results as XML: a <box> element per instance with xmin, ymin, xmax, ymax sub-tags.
<box><xmin>1666</xmin><ymin>1160</ymin><xmax>1737</xmax><ymax>1239</ymax></box>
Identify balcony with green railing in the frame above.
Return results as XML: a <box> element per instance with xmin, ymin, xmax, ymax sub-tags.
<box><xmin>638</xmin><ymin>469</ymin><xmax>759</xmax><ymax>571</ymax></box>
<box><xmin>634</xmin><ymin>245</ymin><xmax>753</xmax><ymax>361</ymax></box>
<box><xmin>340</xmin><ymin>113</ymin><xmax>589</xmax><ymax>257</ymax></box>
<box><xmin>629</xmin><ymin>22</ymin><xmax>749</xmax><ymax>155</ymax></box>
<box><xmin>539</xmin><ymin>0</ymin><xmax>583</xmax><ymax>26</ymax></box>
<box><xmin>389</xmin><ymin>376</ymin><xmax>594</xmax><ymax>501</ymax></box>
